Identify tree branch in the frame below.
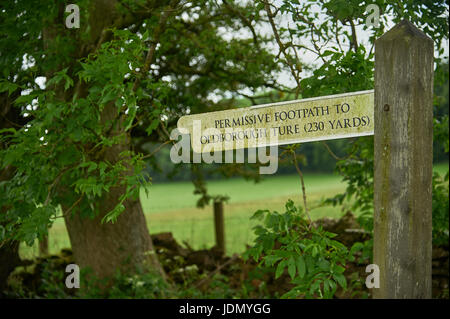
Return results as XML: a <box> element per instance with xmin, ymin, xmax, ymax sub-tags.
<box><xmin>263</xmin><ymin>1</ymin><xmax>302</xmax><ymax>95</ymax></box>
<box><xmin>291</xmin><ymin>149</ymin><xmax>312</xmax><ymax>225</ymax></box>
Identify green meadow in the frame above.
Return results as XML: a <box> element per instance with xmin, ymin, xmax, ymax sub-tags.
<box><xmin>20</xmin><ymin>162</ymin><xmax>449</xmax><ymax>258</ymax></box>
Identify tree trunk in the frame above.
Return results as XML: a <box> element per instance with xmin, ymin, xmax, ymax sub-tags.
<box><xmin>63</xmin><ymin>192</ymin><xmax>164</xmax><ymax>280</ymax></box>
<box><xmin>39</xmin><ymin>236</ymin><xmax>48</xmax><ymax>256</ymax></box>
<box><xmin>0</xmin><ymin>165</ymin><xmax>21</xmax><ymax>297</ymax></box>
<box><xmin>62</xmin><ymin>100</ymin><xmax>165</xmax><ymax>281</ymax></box>
<box><xmin>0</xmin><ymin>240</ymin><xmax>20</xmax><ymax>297</ymax></box>
<box><xmin>0</xmin><ymin>99</ymin><xmax>23</xmax><ymax>297</ymax></box>
<box><xmin>0</xmin><ymin>166</ymin><xmax>21</xmax><ymax>297</ymax></box>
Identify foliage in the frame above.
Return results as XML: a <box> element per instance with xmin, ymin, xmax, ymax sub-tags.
<box><xmin>0</xmin><ymin>29</ymin><xmax>152</xmax><ymax>240</ymax></box>
<box><xmin>324</xmin><ymin>136</ymin><xmax>374</xmax><ymax>233</ymax></box>
<box><xmin>325</xmin><ymin>104</ymin><xmax>449</xmax><ymax>249</ymax></box>
<box><xmin>250</xmin><ymin>2</ymin><xmax>448</xmax><ymax>276</ymax></box>
<box><xmin>326</xmin><ymin>141</ymin><xmax>448</xmax><ymax>256</ymax></box>
<box><xmin>7</xmin><ymin>249</ymin><xmax>243</xmax><ymax>299</ymax></box>
<box><xmin>432</xmin><ymin>171</ymin><xmax>449</xmax><ymax>246</ymax></box>
<box><xmin>308</xmin><ymin>0</ymin><xmax>450</xmax><ymax>253</ymax></box>
<box><xmin>244</xmin><ymin>200</ymin><xmax>351</xmax><ymax>299</ymax></box>
<box><xmin>301</xmin><ymin>46</ymin><xmax>374</xmax><ymax>98</ymax></box>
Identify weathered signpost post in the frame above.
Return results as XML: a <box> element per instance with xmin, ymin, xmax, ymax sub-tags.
<box><xmin>177</xmin><ymin>20</ymin><xmax>434</xmax><ymax>299</ymax></box>
<box><xmin>373</xmin><ymin>20</ymin><xmax>434</xmax><ymax>298</ymax></box>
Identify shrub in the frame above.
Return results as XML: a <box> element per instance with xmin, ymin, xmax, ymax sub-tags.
<box><xmin>243</xmin><ymin>200</ymin><xmax>352</xmax><ymax>299</ymax></box>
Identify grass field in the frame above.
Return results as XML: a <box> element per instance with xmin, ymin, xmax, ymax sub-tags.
<box><xmin>20</xmin><ymin>162</ymin><xmax>449</xmax><ymax>258</ymax></box>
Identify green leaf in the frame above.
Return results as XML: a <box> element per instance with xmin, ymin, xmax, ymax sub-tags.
<box><xmin>87</xmin><ymin>162</ymin><xmax>97</xmax><ymax>173</ymax></box>
<box><xmin>124</xmin><ymin>105</ymin><xmax>137</xmax><ymax>131</ymax></box>
<box><xmin>309</xmin><ymin>280</ymin><xmax>321</xmax><ymax>296</ymax></box>
<box><xmin>145</xmin><ymin>118</ymin><xmax>160</xmax><ymax>136</ymax></box>
<box><xmin>102</xmin><ymin>203</ymin><xmax>125</xmax><ymax>224</ymax></box>
<box><xmin>296</xmin><ymin>255</ymin><xmax>306</xmax><ymax>278</ymax></box>
<box><xmin>64</xmin><ymin>76</ymin><xmax>74</xmax><ymax>91</ymax></box>
<box><xmin>318</xmin><ymin>259</ymin><xmax>330</xmax><ymax>271</ymax></box>
<box><xmin>275</xmin><ymin>260</ymin><xmax>286</xmax><ymax>279</ymax></box>
<box><xmin>262</xmin><ymin>235</ymin><xmax>274</xmax><ymax>251</ymax></box>
<box><xmin>0</xmin><ymin>81</ymin><xmax>20</xmax><ymax>95</ymax></box>
<box><xmin>264</xmin><ymin>255</ymin><xmax>282</xmax><ymax>267</ymax></box>
<box><xmin>334</xmin><ymin>265</ymin><xmax>346</xmax><ymax>274</ymax></box>
<box><xmin>101</xmin><ymin>89</ymin><xmax>117</xmax><ymax>105</ymax></box>
<box><xmin>251</xmin><ymin>209</ymin><xmax>268</xmax><ymax>220</ymax></box>
<box><xmin>323</xmin><ymin>279</ymin><xmax>330</xmax><ymax>295</ymax></box>
<box><xmin>288</xmin><ymin>256</ymin><xmax>296</xmax><ymax>280</ymax></box>
<box><xmin>333</xmin><ymin>273</ymin><xmax>347</xmax><ymax>289</ymax></box>
<box><xmin>312</xmin><ymin>245</ymin><xmax>318</xmax><ymax>257</ymax></box>
<box><xmin>350</xmin><ymin>242</ymin><xmax>364</xmax><ymax>254</ymax></box>
<box><xmin>99</xmin><ymin>162</ymin><xmax>107</xmax><ymax>176</ymax></box>
<box><xmin>328</xmin><ymin>279</ymin><xmax>337</xmax><ymax>292</ymax></box>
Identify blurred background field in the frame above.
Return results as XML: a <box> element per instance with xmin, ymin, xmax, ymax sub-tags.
<box><xmin>20</xmin><ymin>162</ymin><xmax>448</xmax><ymax>258</ymax></box>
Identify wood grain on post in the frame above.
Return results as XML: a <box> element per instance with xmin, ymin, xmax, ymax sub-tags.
<box><xmin>213</xmin><ymin>201</ymin><xmax>225</xmax><ymax>255</ymax></box>
<box><xmin>374</xmin><ymin>20</ymin><xmax>434</xmax><ymax>298</ymax></box>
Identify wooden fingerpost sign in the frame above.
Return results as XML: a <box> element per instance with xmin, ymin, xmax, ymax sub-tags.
<box><xmin>176</xmin><ymin>20</ymin><xmax>434</xmax><ymax>299</ymax></box>
<box><xmin>373</xmin><ymin>20</ymin><xmax>434</xmax><ymax>298</ymax></box>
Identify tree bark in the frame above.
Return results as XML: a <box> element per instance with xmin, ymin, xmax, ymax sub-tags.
<box><xmin>39</xmin><ymin>236</ymin><xmax>49</xmax><ymax>256</ymax></box>
<box><xmin>62</xmin><ymin>95</ymin><xmax>166</xmax><ymax>281</ymax></box>
<box><xmin>63</xmin><ymin>192</ymin><xmax>164</xmax><ymax>280</ymax></box>
<box><xmin>0</xmin><ymin>240</ymin><xmax>20</xmax><ymax>297</ymax></box>
<box><xmin>0</xmin><ymin>166</ymin><xmax>21</xmax><ymax>296</ymax></box>
<box><xmin>62</xmin><ymin>105</ymin><xmax>165</xmax><ymax>279</ymax></box>
<box><xmin>0</xmin><ymin>95</ymin><xmax>23</xmax><ymax>297</ymax></box>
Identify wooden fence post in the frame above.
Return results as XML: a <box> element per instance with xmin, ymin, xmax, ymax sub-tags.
<box><xmin>374</xmin><ymin>20</ymin><xmax>434</xmax><ymax>298</ymax></box>
<box><xmin>213</xmin><ymin>200</ymin><xmax>225</xmax><ymax>255</ymax></box>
